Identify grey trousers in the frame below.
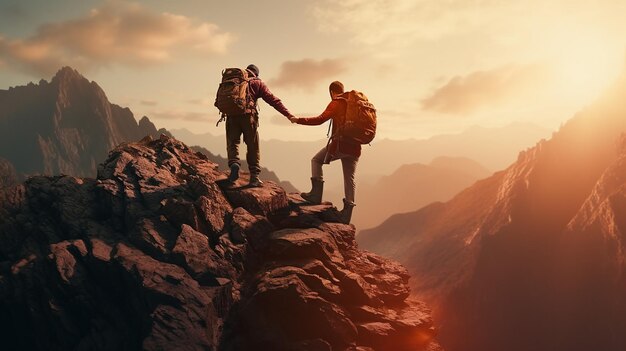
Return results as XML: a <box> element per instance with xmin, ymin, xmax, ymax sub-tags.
<box><xmin>311</xmin><ymin>146</ymin><xmax>358</xmax><ymax>204</ymax></box>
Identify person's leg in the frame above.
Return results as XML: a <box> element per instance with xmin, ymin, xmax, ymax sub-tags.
<box><xmin>226</xmin><ymin>115</ymin><xmax>243</xmax><ymax>181</ymax></box>
<box><xmin>339</xmin><ymin>155</ymin><xmax>358</xmax><ymax>224</ymax></box>
<box><xmin>301</xmin><ymin>146</ymin><xmax>328</xmax><ymax>204</ymax></box>
<box><xmin>226</xmin><ymin>116</ymin><xmax>243</xmax><ymax>166</ymax></box>
<box><xmin>242</xmin><ymin>114</ymin><xmax>262</xmax><ymax>185</ymax></box>
<box><xmin>341</xmin><ymin>156</ymin><xmax>358</xmax><ymax>204</ymax></box>
<box><xmin>311</xmin><ymin>146</ymin><xmax>328</xmax><ymax>180</ymax></box>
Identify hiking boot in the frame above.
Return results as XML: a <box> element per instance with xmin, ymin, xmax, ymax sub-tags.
<box><xmin>228</xmin><ymin>163</ymin><xmax>240</xmax><ymax>183</ymax></box>
<box><xmin>339</xmin><ymin>198</ymin><xmax>356</xmax><ymax>224</ymax></box>
<box><xmin>248</xmin><ymin>174</ymin><xmax>263</xmax><ymax>187</ymax></box>
<box><xmin>301</xmin><ymin>177</ymin><xmax>324</xmax><ymax>204</ymax></box>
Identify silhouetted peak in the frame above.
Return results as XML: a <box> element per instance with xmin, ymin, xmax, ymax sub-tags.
<box><xmin>137</xmin><ymin>116</ymin><xmax>159</xmax><ymax>137</ymax></box>
<box><xmin>138</xmin><ymin>116</ymin><xmax>155</xmax><ymax>126</ymax></box>
<box><xmin>52</xmin><ymin>66</ymin><xmax>86</xmax><ymax>83</ymax></box>
<box><xmin>50</xmin><ymin>66</ymin><xmax>111</xmax><ymax>109</ymax></box>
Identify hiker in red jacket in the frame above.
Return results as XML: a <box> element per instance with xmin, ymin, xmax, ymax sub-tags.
<box><xmin>289</xmin><ymin>81</ymin><xmax>359</xmax><ymax>224</ymax></box>
<box><xmin>226</xmin><ymin>64</ymin><xmax>294</xmax><ymax>187</ymax></box>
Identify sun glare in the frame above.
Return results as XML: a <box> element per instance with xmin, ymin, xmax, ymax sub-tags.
<box><xmin>549</xmin><ymin>27</ymin><xmax>623</xmax><ymax>102</ymax></box>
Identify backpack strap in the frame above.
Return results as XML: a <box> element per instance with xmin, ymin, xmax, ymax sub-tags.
<box><xmin>246</xmin><ymin>76</ymin><xmax>259</xmax><ymax>114</ymax></box>
<box><xmin>329</xmin><ymin>96</ymin><xmax>348</xmax><ymax>139</ymax></box>
<box><xmin>327</xmin><ymin>119</ymin><xmax>333</xmax><ymax>138</ymax></box>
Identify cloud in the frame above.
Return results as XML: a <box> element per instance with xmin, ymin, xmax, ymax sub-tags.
<box><xmin>186</xmin><ymin>98</ymin><xmax>204</xmax><ymax>105</ymax></box>
<box><xmin>268</xmin><ymin>58</ymin><xmax>347</xmax><ymax>91</ymax></box>
<box><xmin>312</xmin><ymin>0</ymin><xmax>509</xmax><ymax>46</ymax></box>
<box><xmin>420</xmin><ymin>64</ymin><xmax>552</xmax><ymax>115</ymax></box>
<box><xmin>186</xmin><ymin>98</ymin><xmax>214</xmax><ymax>107</ymax></box>
<box><xmin>140</xmin><ymin>100</ymin><xmax>157</xmax><ymax>106</ymax></box>
<box><xmin>0</xmin><ymin>1</ymin><xmax>234</xmax><ymax>76</ymax></box>
<box><xmin>311</xmin><ymin>1</ymin><xmax>611</xmax><ymax>55</ymax></box>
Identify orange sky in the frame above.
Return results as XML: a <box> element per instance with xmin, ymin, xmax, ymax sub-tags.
<box><xmin>1</xmin><ymin>0</ymin><xmax>625</xmax><ymax>141</ymax></box>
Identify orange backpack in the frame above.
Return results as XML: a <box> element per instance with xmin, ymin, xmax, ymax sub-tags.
<box><xmin>337</xmin><ymin>90</ymin><xmax>377</xmax><ymax>144</ymax></box>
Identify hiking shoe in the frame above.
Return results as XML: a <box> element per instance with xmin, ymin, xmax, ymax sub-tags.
<box><xmin>228</xmin><ymin>164</ymin><xmax>240</xmax><ymax>183</ymax></box>
<box><xmin>248</xmin><ymin>175</ymin><xmax>263</xmax><ymax>187</ymax></box>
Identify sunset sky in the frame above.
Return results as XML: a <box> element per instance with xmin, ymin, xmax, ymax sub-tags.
<box><xmin>1</xmin><ymin>0</ymin><xmax>625</xmax><ymax>141</ymax></box>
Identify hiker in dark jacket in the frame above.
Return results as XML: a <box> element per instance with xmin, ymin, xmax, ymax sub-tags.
<box><xmin>290</xmin><ymin>81</ymin><xmax>359</xmax><ymax>224</ymax></box>
<box><xmin>226</xmin><ymin>64</ymin><xmax>294</xmax><ymax>187</ymax></box>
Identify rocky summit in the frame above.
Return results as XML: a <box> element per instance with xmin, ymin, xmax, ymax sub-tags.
<box><xmin>0</xmin><ymin>135</ymin><xmax>441</xmax><ymax>351</ymax></box>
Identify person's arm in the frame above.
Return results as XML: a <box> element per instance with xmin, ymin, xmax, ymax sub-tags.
<box><xmin>295</xmin><ymin>101</ymin><xmax>339</xmax><ymax>126</ymax></box>
<box><xmin>256</xmin><ymin>80</ymin><xmax>293</xmax><ymax>118</ymax></box>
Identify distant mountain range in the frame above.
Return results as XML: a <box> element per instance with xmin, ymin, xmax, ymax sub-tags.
<box><xmin>358</xmin><ymin>68</ymin><xmax>626</xmax><ymax>351</ymax></box>
<box><xmin>353</xmin><ymin>156</ymin><xmax>491</xmax><ymax>229</ymax></box>
<box><xmin>0</xmin><ymin>67</ymin><xmax>295</xmax><ymax>191</ymax></box>
<box><xmin>171</xmin><ymin>122</ymin><xmax>551</xmax><ymax>194</ymax></box>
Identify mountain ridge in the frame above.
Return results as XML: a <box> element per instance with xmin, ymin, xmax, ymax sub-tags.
<box><xmin>358</xmin><ymin>68</ymin><xmax>626</xmax><ymax>351</ymax></box>
<box><xmin>0</xmin><ymin>66</ymin><xmax>161</xmax><ymax>177</ymax></box>
<box><xmin>353</xmin><ymin>157</ymin><xmax>491</xmax><ymax>229</ymax></box>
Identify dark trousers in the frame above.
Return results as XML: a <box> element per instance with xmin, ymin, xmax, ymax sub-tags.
<box><xmin>226</xmin><ymin>114</ymin><xmax>260</xmax><ymax>176</ymax></box>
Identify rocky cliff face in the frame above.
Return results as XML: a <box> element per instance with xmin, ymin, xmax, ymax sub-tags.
<box><xmin>0</xmin><ymin>135</ymin><xmax>442</xmax><ymax>351</ymax></box>
<box><xmin>0</xmin><ymin>67</ymin><xmax>161</xmax><ymax>178</ymax></box>
<box><xmin>358</xmin><ymin>71</ymin><xmax>626</xmax><ymax>351</ymax></box>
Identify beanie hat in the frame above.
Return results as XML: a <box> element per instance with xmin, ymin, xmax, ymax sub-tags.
<box><xmin>246</xmin><ymin>64</ymin><xmax>259</xmax><ymax>77</ymax></box>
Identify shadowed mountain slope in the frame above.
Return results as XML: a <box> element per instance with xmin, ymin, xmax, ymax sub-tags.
<box><xmin>354</xmin><ymin>157</ymin><xmax>490</xmax><ymax>230</ymax></box>
<box><xmin>359</xmin><ymin>68</ymin><xmax>626</xmax><ymax>351</ymax></box>
<box><xmin>0</xmin><ymin>67</ymin><xmax>165</xmax><ymax>178</ymax></box>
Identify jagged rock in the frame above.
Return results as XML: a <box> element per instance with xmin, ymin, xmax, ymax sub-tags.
<box><xmin>0</xmin><ymin>135</ymin><xmax>441</xmax><ymax>351</ymax></box>
<box><xmin>229</xmin><ymin>207</ymin><xmax>274</xmax><ymax>246</ymax></box>
<box><xmin>49</xmin><ymin>239</ymin><xmax>88</xmax><ymax>284</ymax></box>
<box><xmin>112</xmin><ymin>243</ymin><xmax>217</xmax><ymax>351</ymax></box>
<box><xmin>265</xmin><ymin>228</ymin><xmax>345</xmax><ymax>264</ymax></box>
<box><xmin>283</xmin><ymin>194</ymin><xmax>343</xmax><ymax>225</ymax></box>
<box><xmin>172</xmin><ymin>224</ymin><xmax>235</xmax><ymax>285</ymax></box>
<box><xmin>223</xmin><ymin>180</ymin><xmax>289</xmax><ymax>217</ymax></box>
